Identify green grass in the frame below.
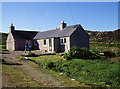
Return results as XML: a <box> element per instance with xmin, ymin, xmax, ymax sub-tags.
<box><xmin>26</xmin><ymin>61</ymin><xmax>88</xmax><ymax>87</ymax></box>
<box><xmin>16</xmin><ymin>56</ymin><xmax>25</xmax><ymax>59</ymax></box>
<box><xmin>57</xmin><ymin>59</ymin><xmax>119</xmax><ymax>87</ymax></box>
<box><xmin>28</xmin><ymin>55</ymin><xmax>120</xmax><ymax>87</ymax></box>
<box><xmin>90</xmin><ymin>42</ymin><xmax>120</xmax><ymax>48</ymax></box>
<box><xmin>2</xmin><ymin>64</ymin><xmax>41</xmax><ymax>87</ymax></box>
<box><xmin>1</xmin><ymin>33</ymin><xmax>8</xmax><ymax>43</ymax></box>
<box><xmin>90</xmin><ymin>44</ymin><xmax>120</xmax><ymax>52</ymax></box>
<box><xmin>0</xmin><ymin>45</ymin><xmax>8</xmax><ymax>51</ymax></box>
<box><xmin>29</xmin><ymin>55</ymin><xmax>65</xmax><ymax>64</ymax></box>
<box><xmin>90</xmin><ymin>41</ymin><xmax>120</xmax><ymax>52</ymax></box>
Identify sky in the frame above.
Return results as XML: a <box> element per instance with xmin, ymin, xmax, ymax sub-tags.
<box><xmin>2</xmin><ymin>2</ymin><xmax>118</xmax><ymax>33</ymax></box>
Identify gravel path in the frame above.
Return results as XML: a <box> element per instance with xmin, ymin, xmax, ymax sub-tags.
<box><xmin>2</xmin><ymin>51</ymin><xmax>64</xmax><ymax>87</ymax></box>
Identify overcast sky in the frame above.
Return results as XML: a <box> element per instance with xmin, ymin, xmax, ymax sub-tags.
<box><xmin>2</xmin><ymin>2</ymin><xmax>118</xmax><ymax>33</ymax></box>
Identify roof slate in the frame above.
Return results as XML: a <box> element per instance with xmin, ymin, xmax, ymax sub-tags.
<box><xmin>34</xmin><ymin>24</ymin><xmax>80</xmax><ymax>39</ymax></box>
<box><xmin>13</xmin><ymin>30</ymin><xmax>38</xmax><ymax>40</ymax></box>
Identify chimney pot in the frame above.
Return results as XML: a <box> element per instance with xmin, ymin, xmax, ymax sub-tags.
<box><xmin>60</xmin><ymin>21</ymin><xmax>67</xmax><ymax>30</ymax></box>
<box><xmin>9</xmin><ymin>23</ymin><xmax>15</xmax><ymax>33</ymax></box>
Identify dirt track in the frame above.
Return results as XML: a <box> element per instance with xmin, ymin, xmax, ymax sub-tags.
<box><xmin>2</xmin><ymin>51</ymin><xmax>65</xmax><ymax>87</ymax></box>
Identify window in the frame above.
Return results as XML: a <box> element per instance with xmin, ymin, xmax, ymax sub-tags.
<box><xmin>60</xmin><ymin>39</ymin><xmax>63</xmax><ymax>43</ymax></box>
<box><xmin>64</xmin><ymin>38</ymin><xmax>66</xmax><ymax>43</ymax></box>
<box><xmin>44</xmin><ymin>40</ymin><xmax>46</xmax><ymax>45</ymax></box>
<box><xmin>60</xmin><ymin>38</ymin><xmax>66</xmax><ymax>45</ymax></box>
<box><xmin>34</xmin><ymin>40</ymin><xmax>37</xmax><ymax>45</ymax></box>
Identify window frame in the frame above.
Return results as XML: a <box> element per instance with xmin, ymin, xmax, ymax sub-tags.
<box><xmin>43</xmin><ymin>39</ymin><xmax>47</xmax><ymax>45</ymax></box>
<box><xmin>64</xmin><ymin>38</ymin><xmax>66</xmax><ymax>43</ymax></box>
<box><xmin>60</xmin><ymin>38</ymin><xmax>66</xmax><ymax>45</ymax></box>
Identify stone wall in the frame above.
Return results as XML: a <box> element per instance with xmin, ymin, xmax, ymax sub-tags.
<box><xmin>37</xmin><ymin>39</ymin><xmax>49</xmax><ymax>52</ymax></box>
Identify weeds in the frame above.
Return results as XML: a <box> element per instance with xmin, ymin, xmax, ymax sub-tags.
<box><xmin>28</xmin><ymin>55</ymin><xmax>120</xmax><ymax>87</ymax></box>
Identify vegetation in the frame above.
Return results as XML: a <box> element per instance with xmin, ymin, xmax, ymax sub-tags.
<box><xmin>0</xmin><ymin>33</ymin><xmax>8</xmax><ymax>51</ymax></box>
<box><xmin>63</xmin><ymin>46</ymin><xmax>120</xmax><ymax>60</ymax></box>
<box><xmin>27</xmin><ymin>52</ymin><xmax>36</xmax><ymax>57</ymax></box>
<box><xmin>90</xmin><ymin>42</ymin><xmax>120</xmax><ymax>48</ymax></box>
<box><xmin>0</xmin><ymin>44</ymin><xmax>8</xmax><ymax>51</ymax></box>
<box><xmin>2</xmin><ymin>30</ymin><xmax>120</xmax><ymax>87</ymax></box>
<box><xmin>28</xmin><ymin>55</ymin><xmax>120</xmax><ymax>87</ymax></box>
<box><xmin>2</xmin><ymin>64</ymin><xmax>41</xmax><ymax>87</ymax></box>
<box><xmin>0</xmin><ymin>33</ymin><xmax>8</xmax><ymax>44</ymax></box>
<box><xmin>26</xmin><ymin>61</ymin><xmax>85</xmax><ymax>87</ymax></box>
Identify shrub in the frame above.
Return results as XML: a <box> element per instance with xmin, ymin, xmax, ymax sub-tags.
<box><xmin>104</xmin><ymin>51</ymin><xmax>116</xmax><ymax>58</ymax></box>
<box><xmin>63</xmin><ymin>46</ymin><xmax>101</xmax><ymax>60</ymax></box>
<box><xmin>62</xmin><ymin>52</ymin><xmax>72</xmax><ymax>60</ymax></box>
<box><xmin>2</xmin><ymin>45</ymin><xmax>6</xmax><ymax>49</ymax></box>
<box><xmin>88</xmin><ymin>50</ymin><xmax>101</xmax><ymax>59</ymax></box>
<box><xmin>114</xmin><ymin>51</ymin><xmax>120</xmax><ymax>56</ymax></box>
<box><xmin>70</xmin><ymin>47</ymin><xmax>93</xmax><ymax>59</ymax></box>
<box><xmin>63</xmin><ymin>46</ymin><xmax>119</xmax><ymax>60</ymax></box>
<box><xmin>54</xmin><ymin>62</ymin><xmax>63</xmax><ymax>72</ymax></box>
<box><xmin>42</xmin><ymin>61</ymin><xmax>55</xmax><ymax>69</ymax></box>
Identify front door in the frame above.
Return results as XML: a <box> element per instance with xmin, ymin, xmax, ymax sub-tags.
<box><xmin>49</xmin><ymin>38</ymin><xmax>52</xmax><ymax>51</ymax></box>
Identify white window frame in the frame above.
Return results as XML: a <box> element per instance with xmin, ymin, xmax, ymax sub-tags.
<box><xmin>43</xmin><ymin>39</ymin><xmax>47</xmax><ymax>46</ymax></box>
<box><xmin>60</xmin><ymin>38</ymin><xmax>66</xmax><ymax>45</ymax></box>
<box><xmin>64</xmin><ymin>38</ymin><xmax>66</xmax><ymax>43</ymax></box>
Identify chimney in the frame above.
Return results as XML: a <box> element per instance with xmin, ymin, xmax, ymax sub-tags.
<box><xmin>9</xmin><ymin>23</ymin><xmax>15</xmax><ymax>33</ymax></box>
<box><xmin>60</xmin><ymin>21</ymin><xmax>67</xmax><ymax>30</ymax></box>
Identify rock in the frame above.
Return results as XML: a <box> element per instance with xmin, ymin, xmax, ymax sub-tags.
<box><xmin>71</xmin><ymin>79</ymin><xmax>75</xmax><ymax>81</ymax></box>
<box><xmin>60</xmin><ymin>73</ymin><xmax>64</xmax><ymax>76</ymax></box>
<box><xmin>25</xmin><ymin>57</ymin><xmax>29</xmax><ymax>60</ymax></box>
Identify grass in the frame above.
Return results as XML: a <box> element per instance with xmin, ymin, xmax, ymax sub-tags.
<box><xmin>90</xmin><ymin>42</ymin><xmax>120</xmax><ymax>48</ymax></box>
<box><xmin>90</xmin><ymin>44</ymin><xmax>120</xmax><ymax>52</ymax></box>
<box><xmin>2</xmin><ymin>64</ymin><xmax>41</xmax><ymax>87</ymax></box>
<box><xmin>90</xmin><ymin>40</ymin><xmax>120</xmax><ymax>52</ymax></box>
<box><xmin>26</xmin><ymin>60</ymin><xmax>88</xmax><ymax>87</ymax></box>
<box><xmin>28</xmin><ymin>55</ymin><xmax>120</xmax><ymax>87</ymax></box>
<box><xmin>0</xmin><ymin>45</ymin><xmax>8</xmax><ymax>51</ymax></box>
<box><xmin>59</xmin><ymin>59</ymin><xmax>119</xmax><ymax>87</ymax></box>
<box><xmin>16</xmin><ymin>56</ymin><xmax>25</xmax><ymax>59</ymax></box>
<box><xmin>29</xmin><ymin>55</ymin><xmax>65</xmax><ymax>65</ymax></box>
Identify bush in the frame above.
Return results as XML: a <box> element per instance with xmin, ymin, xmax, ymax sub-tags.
<box><xmin>2</xmin><ymin>45</ymin><xmax>6</xmax><ymax>49</ymax></box>
<box><xmin>63</xmin><ymin>46</ymin><xmax>119</xmax><ymax>60</ymax></box>
<box><xmin>63</xmin><ymin>46</ymin><xmax>101</xmax><ymax>60</ymax></box>
<box><xmin>115</xmin><ymin>51</ymin><xmax>120</xmax><ymax>56</ymax></box>
<box><xmin>42</xmin><ymin>61</ymin><xmax>55</xmax><ymax>69</ymax></box>
<box><xmin>104</xmin><ymin>51</ymin><xmax>116</xmax><ymax>58</ymax></box>
<box><xmin>54</xmin><ymin>62</ymin><xmax>63</xmax><ymax>72</ymax></box>
<box><xmin>62</xmin><ymin>52</ymin><xmax>72</xmax><ymax>60</ymax></box>
<box><xmin>70</xmin><ymin>47</ymin><xmax>93</xmax><ymax>59</ymax></box>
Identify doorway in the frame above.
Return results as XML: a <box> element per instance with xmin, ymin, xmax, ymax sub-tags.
<box><xmin>49</xmin><ymin>38</ymin><xmax>52</xmax><ymax>51</ymax></box>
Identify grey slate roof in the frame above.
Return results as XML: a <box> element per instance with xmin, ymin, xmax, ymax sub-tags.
<box><xmin>34</xmin><ymin>24</ymin><xmax>80</xmax><ymax>39</ymax></box>
<box><xmin>12</xmin><ymin>30</ymin><xmax>38</xmax><ymax>40</ymax></box>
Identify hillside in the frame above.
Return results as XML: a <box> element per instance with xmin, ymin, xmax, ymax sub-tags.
<box><xmin>86</xmin><ymin>29</ymin><xmax>120</xmax><ymax>43</ymax></box>
<box><xmin>1</xmin><ymin>29</ymin><xmax>120</xmax><ymax>45</ymax></box>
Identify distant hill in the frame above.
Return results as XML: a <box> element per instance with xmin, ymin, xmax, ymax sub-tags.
<box><xmin>86</xmin><ymin>29</ymin><xmax>120</xmax><ymax>43</ymax></box>
<box><xmin>1</xmin><ymin>29</ymin><xmax>120</xmax><ymax>45</ymax></box>
<box><xmin>0</xmin><ymin>33</ymin><xmax>8</xmax><ymax>45</ymax></box>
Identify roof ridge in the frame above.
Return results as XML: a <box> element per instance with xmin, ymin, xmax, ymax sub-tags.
<box><xmin>38</xmin><ymin>24</ymin><xmax>80</xmax><ymax>33</ymax></box>
<box><xmin>15</xmin><ymin>30</ymin><xmax>38</xmax><ymax>32</ymax></box>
